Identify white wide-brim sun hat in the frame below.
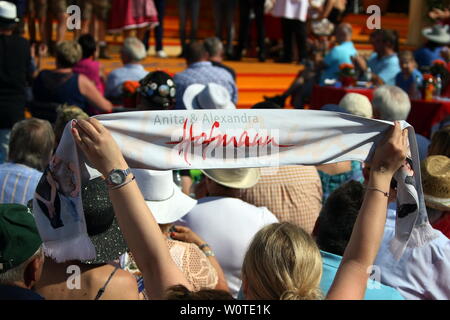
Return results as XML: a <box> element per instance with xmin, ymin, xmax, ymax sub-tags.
<box><xmin>201</xmin><ymin>168</ymin><xmax>261</xmax><ymax>189</ymax></box>
<box><xmin>183</xmin><ymin>83</ymin><xmax>236</xmax><ymax>110</ymax></box>
<box><xmin>422</xmin><ymin>25</ymin><xmax>450</xmax><ymax>44</ymax></box>
<box><xmin>132</xmin><ymin>169</ymin><xmax>197</xmax><ymax>224</ymax></box>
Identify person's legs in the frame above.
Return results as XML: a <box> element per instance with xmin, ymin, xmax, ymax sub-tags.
<box><xmin>50</xmin><ymin>0</ymin><xmax>68</xmax><ymax>43</ymax></box>
<box><xmin>236</xmin><ymin>0</ymin><xmax>251</xmax><ymax>59</ymax></box>
<box><xmin>189</xmin><ymin>0</ymin><xmax>200</xmax><ymax>42</ymax></box>
<box><xmin>154</xmin><ymin>0</ymin><xmax>166</xmax><ymax>52</ymax></box>
<box><xmin>178</xmin><ymin>0</ymin><xmax>188</xmax><ymax>55</ymax></box>
<box><xmin>0</xmin><ymin>129</ymin><xmax>11</xmax><ymax>164</ymax></box>
<box><xmin>254</xmin><ymin>0</ymin><xmax>266</xmax><ymax>61</ymax></box>
<box><xmin>224</xmin><ymin>0</ymin><xmax>237</xmax><ymax>57</ymax></box>
<box><xmin>212</xmin><ymin>0</ymin><xmax>224</xmax><ymax>39</ymax></box>
<box><xmin>295</xmin><ymin>20</ymin><xmax>308</xmax><ymax>63</ymax></box>
<box><xmin>280</xmin><ymin>17</ymin><xmax>293</xmax><ymax>62</ymax></box>
<box><xmin>95</xmin><ymin>0</ymin><xmax>111</xmax><ymax>59</ymax></box>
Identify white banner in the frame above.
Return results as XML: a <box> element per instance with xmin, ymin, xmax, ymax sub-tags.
<box><xmin>33</xmin><ymin>110</ymin><xmax>438</xmax><ymax>263</ymax></box>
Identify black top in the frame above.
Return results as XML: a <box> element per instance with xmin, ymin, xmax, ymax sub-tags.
<box><xmin>0</xmin><ymin>285</ymin><xmax>45</xmax><ymax>300</ymax></box>
<box><xmin>0</xmin><ymin>34</ymin><xmax>31</xmax><ymax>129</ymax></box>
<box><xmin>211</xmin><ymin>61</ymin><xmax>236</xmax><ymax>80</ymax></box>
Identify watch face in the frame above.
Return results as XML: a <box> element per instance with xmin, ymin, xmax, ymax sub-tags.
<box><xmin>110</xmin><ymin>171</ymin><xmax>125</xmax><ymax>185</ymax></box>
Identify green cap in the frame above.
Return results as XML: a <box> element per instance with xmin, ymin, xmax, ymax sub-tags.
<box><xmin>0</xmin><ymin>204</ymin><xmax>42</xmax><ymax>273</ymax></box>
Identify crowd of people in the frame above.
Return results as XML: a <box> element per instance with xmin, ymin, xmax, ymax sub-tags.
<box><xmin>0</xmin><ymin>0</ymin><xmax>449</xmax><ymax>301</ymax></box>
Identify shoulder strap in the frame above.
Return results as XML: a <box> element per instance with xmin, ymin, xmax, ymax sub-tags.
<box><xmin>94</xmin><ymin>266</ymin><xmax>120</xmax><ymax>300</ymax></box>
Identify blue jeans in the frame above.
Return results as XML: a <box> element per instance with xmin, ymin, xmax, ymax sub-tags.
<box><xmin>0</xmin><ymin>129</ymin><xmax>11</xmax><ymax>164</ymax></box>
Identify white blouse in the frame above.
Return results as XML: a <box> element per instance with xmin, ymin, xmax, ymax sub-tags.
<box><xmin>271</xmin><ymin>0</ymin><xmax>310</xmax><ymax>22</ymax></box>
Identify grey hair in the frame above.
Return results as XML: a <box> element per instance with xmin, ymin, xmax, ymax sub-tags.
<box><xmin>372</xmin><ymin>85</ymin><xmax>411</xmax><ymax>121</ymax></box>
<box><xmin>204</xmin><ymin>37</ymin><xmax>223</xmax><ymax>58</ymax></box>
<box><xmin>0</xmin><ymin>247</ymin><xmax>43</xmax><ymax>285</ymax></box>
<box><xmin>337</xmin><ymin>23</ymin><xmax>353</xmax><ymax>37</ymax></box>
<box><xmin>121</xmin><ymin>37</ymin><xmax>147</xmax><ymax>62</ymax></box>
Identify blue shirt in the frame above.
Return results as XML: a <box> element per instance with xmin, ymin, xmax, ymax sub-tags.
<box><xmin>0</xmin><ymin>163</ymin><xmax>42</xmax><ymax>205</ymax></box>
<box><xmin>414</xmin><ymin>46</ymin><xmax>445</xmax><ymax>68</ymax></box>
<box><xmin>0</xmin><ymin>285</ymin><xmax>44</xmax><ymax>300</ymax></box>
<box><xmin>320</xmin><ymin>251</ymin><xmax>404</xmax><ymax>300</ymax></box>
<box><xmin>374</xmin><ymin>205</ymin><xmax>450</xmax><ymax>300</ymax></box>
<box><xmin>174</xmin><ymin>61</ymin><xmax>238</xmax><ymax>109</ymax></box>
<box><xmin>367</xmin><ymin>53</ymin><xmax>401</xmax><ymax>86</ymax></box>
<box><xmin>395</xmin><ymin>69</ymin><xmax>423</xmax><ymax>95</ymax></box>
<box><xmin>320</xmin><ymin>41</ymin><xmax>358</xmax><ymax>85</ymax></box>
<box><xmin>105</xmin><ymin>64</ymin><xmax>148</xmax><ymax>98</ymax></box>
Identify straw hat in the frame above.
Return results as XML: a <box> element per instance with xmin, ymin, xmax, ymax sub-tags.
<box><xmin>422</xmin><ymin>25</ymin><xmax>450</xmax><ymax>45</ymax></box>
<box><xmin>132</xmin><ymin>169</ymin><xmax>197</xmax><ymax>224</ymax></box>
<box><xmin>421</xmin><ymin>155</ymin><xmax>450</xmax><ymax>211</ymax></box>
<box><xmin>201</xmin><ymin>168</ymin><xmax>260</xmax><ymax>189</ymax></box>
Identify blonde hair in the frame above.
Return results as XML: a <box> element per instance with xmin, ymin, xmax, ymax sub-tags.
<box><xmin>54</xmin><ymin>105</ymin><xmax>89</xmax><ymax>144</ymax></box>
<box><xmin>56</xmin><ymin>41</ymin><xmax>82</xmax><ymax>68</ymax></box>
<box><xmin>242</xmin><ymin>222</ymin><xmax>323</xmax><ymax>300</ymax></box>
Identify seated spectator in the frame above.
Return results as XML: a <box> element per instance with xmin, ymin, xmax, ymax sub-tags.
<box><xmin>0</xmin><ymin>119</ymin><xmax>53</xmax><ymax>205</ymax></box>
<box><xmin>203</xmin><ymin>37</ymin><xmax>236</xmax><ymax>80</ymax></box>
<box><xmin>373</xmin><ymin>85</ymin><xmax>430</xmax><ymax>161</ymax></box>
<box><xmin>237</xmin><ymin>166</ymin><xmax>323</xmax><ymax>234</ymax></box>
<box><xmin>315</xmin><ymin>93</ymin><xmax>369</xmax><ymax>202</ymax></box>
<box><xmin>73</xmin><ymin>34</ymin><xmax>105</xmax><ymax>98</ymax></box>
<box><xmin>183</xmin><ymin>83</ymin><xmax>236</xmax><ymax>110</ymax></box>
<box><xmin>32</xmin><ymin>41</ymin><xmax>112</xmax><ymax>118</ymax></box>
<box><xmin>124</xmin><ymin>169</ymin><xmax>228</xmax><ymax>293</ymax></box>
<box><xmin>414</xmin><ymin>25</ymin><xmax>450</xmax><ymax>69</ymax></box>
<box><xmin>35</xmin><ymin>177</ymin><xmax>140</xmax><ymax>300</ymax></box>
<box><xmin>421</xmin><ymin>155</ymin><xmax>450</xmax><ymax>239</ymax></box>
<box><xmin>373</xmin><ymin>169</ymin><xmax>450</xmax><ymax>299</ymax></box>
<box><xmin>105</xmin><ymin>37</ymin><xmax>148</xmax><ymax>103</ymax></box>
<box><xmin>174</xmin><ymin>41</ymin><xmax>237</xmax><ymax>109</ymax></box>
<box><xmin>338</xmin><ymin>93</ymin><xmax>373</xmax><ymax>118</ymax></box>
<box><xmin>137</xmin><ymin>71</ymin><xmax>177</xmax><ymax>110</ymax></box>
<box><xmin>179</xmin><ymin>168</ymin><xmax>278</xmax><ymax>297</ymax></box>
<box><xmin>0</xmin><ymin>204</ymin><xmax>45</xmax><ymax>300</ymax></box>
<box><xmin>264</xmin><ymin>23</ymin><xmax>357</xmax><ymax>108</ymax></box>
<box><xmin>352</xmin><ymin>29</ymin><xmax>401</xmax><ymax>86</ymax></box>
<box><xmin>53</xmin><ymin>105</ymin><xmax>89</xmax><ymax>147</ymax></box>
<box><xmin>395</xmin><ymin>51</ymin><xmax>423</xmax><ymax>98</ymax></box>
<box><xmin>428</xmin><ymin>125</ymin><xmax>450</xmax><ymax>157</ymax></box>
<box><xmin>72</xmin><ymin>117</ymin><xmax>409</xmax><ymax>300</ymax></box>
<box><xmin>315</xmin><ymin>181</ymin><xmax>404</xmax><ymax>299</ymax></box>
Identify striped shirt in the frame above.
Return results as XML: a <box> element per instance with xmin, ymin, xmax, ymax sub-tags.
<box><xmin>0</xmin><ymin>163</ymin><xmax>42</xmax><ymax>205</ymax></box>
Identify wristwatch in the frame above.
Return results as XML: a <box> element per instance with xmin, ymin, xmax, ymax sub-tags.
<box><xmin>105</xmin><ymin>168</ymin><xmax>132</xmax><ymax>188</ymax></box>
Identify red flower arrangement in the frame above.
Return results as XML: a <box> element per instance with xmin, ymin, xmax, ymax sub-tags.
<box><xmin>338</xmin><ymin>63</ymin><xmax>357</xmax><ymax>87</ymax></box>
<box><xmin>122</xmin><ymin>81</ymin><xmax>140</xmax><ymax>108</ymax></box>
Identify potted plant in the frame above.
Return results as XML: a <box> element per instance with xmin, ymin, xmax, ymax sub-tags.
<box><xmin>338</xmin><ymin>63</ymin><xmax>357</xmax><ymax>87</ymax></box>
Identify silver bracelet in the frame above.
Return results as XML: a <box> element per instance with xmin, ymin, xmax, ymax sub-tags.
<box><xmin>109</xmin><ymin>176</ymin><xmax>136</xmax><ymax>190</ymax></box>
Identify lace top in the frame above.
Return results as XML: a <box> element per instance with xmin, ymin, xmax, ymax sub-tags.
<box><xmin>167</xmin><ymin>239</ymin><xmax>218</xmax><ymax>291</ymax></box>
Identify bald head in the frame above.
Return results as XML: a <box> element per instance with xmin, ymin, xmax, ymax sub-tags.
<box><xmin>336</xmin><ymin>23</ymin><xmax>353</xmax><ymax>44</ymax></box>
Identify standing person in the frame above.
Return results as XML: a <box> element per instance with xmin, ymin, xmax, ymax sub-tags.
<box><xmin>44</xmin><ymin>0</ymin><xmax>68</xmax><ymax>53</ymax></box>
<box><xmin>0</xmin><ymin>1</ymin><xmax>31</xmax><ymax>163</ymax></box>
<box><xmin>212</xmin><ymin>0</ymin><xmax>237</xmax><ymax>59</ymax></box>
<box><xmin>79</xmin><ymin>0</ymin><xmax>112</xmax><ymax>59</ymax></box>
<box><xmin>108</xmin><ymin>0</ymin><xmax>159</xmax><ymax>42</ymax></box>
<box><xmin>177</xmin><ymin>0</ymin><xmax>200</xmax><ymax>57</ymax></box>
<box><xmin>321</xmin><ymin>0</ymin><xmax>347</xmax><ymax>25</ymax></box>
<box><xmin>234</xmin><ymin>0</ymin><xmax>266</xmax><ymax>62</ymax></box>
<box><xmin>271</xmin><ymin>0</ymin><xmax>309</xmax><ymax>64</ymax></box>
<box><xmin>143</xmin><ymin>0</ymin><xmax>168</xmax><ymax>58</ymax></box>
<box><xmin>27</xmin><ymin>0</ymin><xmax>48</xmax><ymax>51</ymax></box>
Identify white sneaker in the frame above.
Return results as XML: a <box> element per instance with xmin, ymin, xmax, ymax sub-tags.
<box><xmin>156</xmin><ymin>50</ymin><xmax>168</xmax><ymax>58</ymax></box>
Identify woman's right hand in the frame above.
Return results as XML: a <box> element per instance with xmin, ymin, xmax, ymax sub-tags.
<box><xmin>170</xmin><ymin>226</ymin><xmax>205</xmax><ymax>247</ymax></box>
<box><xmin>371</xmin><ymin>121</ymin><xmax>408</xmax><ymax>178</ymax></box>
<box><xmin>71</xmin><ymin>118</ymin><xmax>128</xmax><ymax>176</ymax></box>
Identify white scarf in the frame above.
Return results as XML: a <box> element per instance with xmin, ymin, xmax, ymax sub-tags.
<box><xmin>33</xmin><ymin>109</ymin><xmax>438</xmax><ymax>262</ymax></box>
